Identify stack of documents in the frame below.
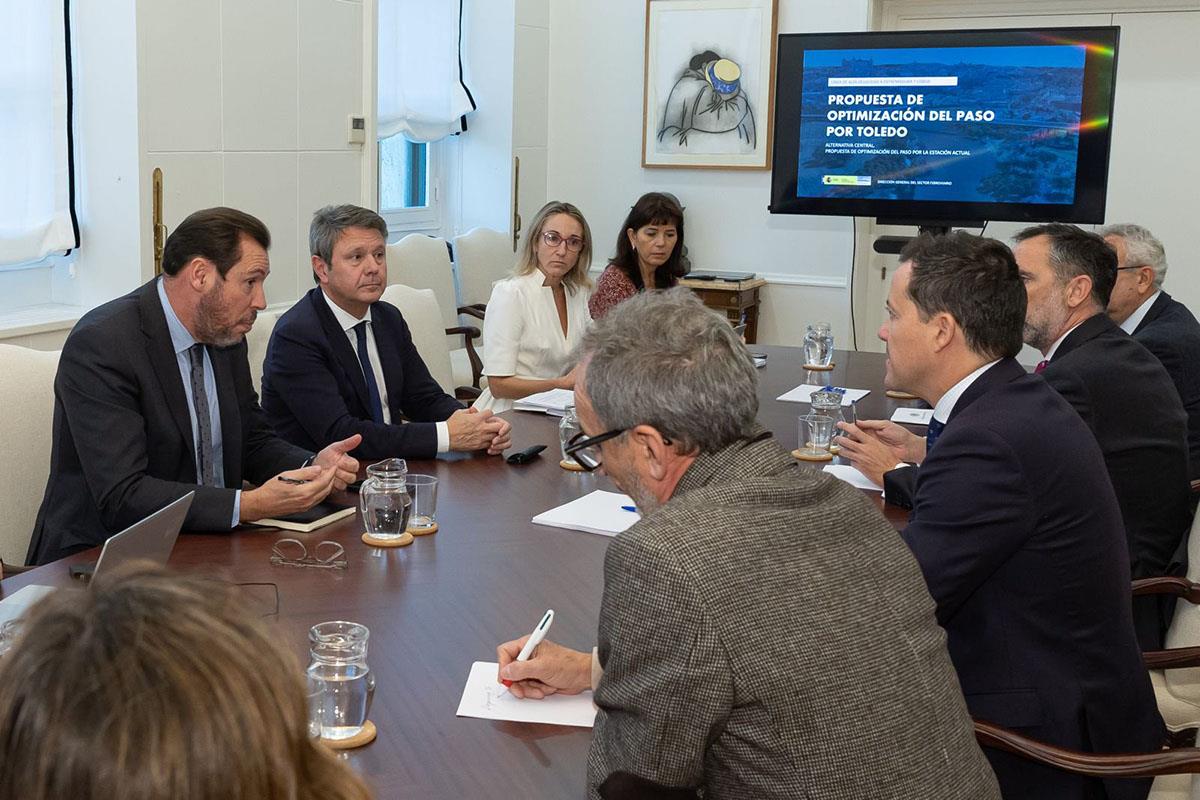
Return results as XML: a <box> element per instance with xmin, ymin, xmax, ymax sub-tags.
<box><xmin>513</xmin><ymin>388</ymin><xmax>575</xmax><ymax>416</ymax></box>
<box><xmin>532</xmin><ymin>490</ymin><xmax>640</xmax><ymax>537</ymax></box>
<box><xmin>456</xmin><ymin>661</ymin><xmax>597</xmax><ymax>727</ymax></box>
<box><xmin>777</xmin><ymin>384</ymin><xmax>870</xmax><ymax>405</ymax></box>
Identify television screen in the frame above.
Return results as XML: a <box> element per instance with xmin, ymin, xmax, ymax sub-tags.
<box><xmin>768</xmin><ymin>27</ymin><xmax>1119</xmax><ymax>223</ymax></box>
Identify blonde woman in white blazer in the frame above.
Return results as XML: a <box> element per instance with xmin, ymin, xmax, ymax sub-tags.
<box><xmin>474</xmin><ymin>202</ymin><xmax>594</xmax><ymax>413</ymax></box>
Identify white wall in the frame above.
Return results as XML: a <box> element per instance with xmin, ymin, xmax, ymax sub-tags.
<box><xmin>547</xmin><ymin>0</ymin><xmax>870</xmax><ymax>347</ymax></box>
<box><xmin>454</xmin><ymin>0</ymin><xmax>517</xmax><ymax>235</ymax></box>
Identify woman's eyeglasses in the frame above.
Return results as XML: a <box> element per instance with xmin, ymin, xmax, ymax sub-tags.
<box><xmin>541</xmin><ymin>230</ymin><xmax>585</xmax><ymax>252</ymax></box>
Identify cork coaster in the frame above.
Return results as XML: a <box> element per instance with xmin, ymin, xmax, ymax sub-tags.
<box><xmin>321</xmin><ymin>720</ymin><xmax>377</xmax><ymax>750</ymax></box>
<box><xmin>792</xmin><ymin>448</ymin><xmax>833</xmax><ymax>462</ymax></box>
<box><xmin>408</xmin><ymin>522</ymin><xmax>438</xmax><ymax>536</ymax></box>
<box><xmin>804</xmin><ymin>441</ymin><xmax>841</xmax><ymax>455</ymax></box>
<box><xmin>361</xmin><ymin>532</ymin><xmax>413</xmax><ymax>547</ymax></box>
<box><xmin>886</xmin><ymin>389</ymin><xmax>920</xmax><ymax>400</ymax></box>
<box><xmin>559</xmin><ymin>459</ymin><xmax>587</xmax><ymax>472</ymax></box>
<box><xmin>803</xmin><ymin>363</ymin><xmax>835</xmax><ymax>371</ymax></box>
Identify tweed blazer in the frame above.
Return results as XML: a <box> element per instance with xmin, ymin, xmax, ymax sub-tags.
<box><xmin>587</xmin><ymin>432</ymin><xmax>999</xmax><ymax>800</ymax></box>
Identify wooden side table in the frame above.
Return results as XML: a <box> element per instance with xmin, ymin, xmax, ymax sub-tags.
<box><xmin>678</xmin><ymin>277</ymin><xmax>767</xmax><ymax>344</ymax></box>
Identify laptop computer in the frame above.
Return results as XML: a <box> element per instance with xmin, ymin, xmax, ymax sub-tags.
<box><xmin>69</xmin><ymin>492</ymin><xmax>194</xmax><ymax>581</ymax></box>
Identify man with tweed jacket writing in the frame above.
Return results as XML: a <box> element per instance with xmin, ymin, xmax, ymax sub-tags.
<box><xmin>496</xmin><ymin>289</ymin><xmax>998</xmax><ymax>800</ymax></box>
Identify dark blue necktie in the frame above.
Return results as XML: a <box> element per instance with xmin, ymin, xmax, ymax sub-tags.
<box><xmin>353</xmin><ymin>321</ymin><xmax>385</xmax><ymax>424</ymax></box>
<box><xmin>926</xmin><ymin>417</ymin><xmax>946</xmax><ymax>453</ymax></box>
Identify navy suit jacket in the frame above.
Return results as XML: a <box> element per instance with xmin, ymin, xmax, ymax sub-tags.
<box><xmin>261</xmin><ymin>288</ymin><xmax>463</xmax><ymax>460</ymax></box>
<box><xmin>901</xmin><ymin>359</ymin><xmax>1163</xmax><ymax>800</ymax></box>
<box><xmin>1132</xmin><ymin>292</ymin><xmax>1200</xmax><ymax>480</ymax></box>
<box><xmin>1043</xmin><ymin>313</ymin><xmax>1191</xmax><ymax>648</ymax></box>
<box><xmin>27</xmin><ymin>280</ymin><xmax>310</xmax><ymax>566</ymax></box>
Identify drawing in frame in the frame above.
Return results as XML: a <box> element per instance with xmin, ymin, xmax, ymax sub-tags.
<box><xmin>642</xmin><ymin>0</ymin><xmax>779</xmax><ymax>170</ymax></box>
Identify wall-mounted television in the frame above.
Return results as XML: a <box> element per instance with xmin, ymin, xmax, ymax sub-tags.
<box><xmin>768</xmin><ymin>27</ymin><xmax>1120</xmax><ymax>224</ymax></box>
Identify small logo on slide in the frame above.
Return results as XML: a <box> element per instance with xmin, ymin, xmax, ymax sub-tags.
<box><xmin>823</xmin><ymin>175</ymin><xmax>872</xmax><ymax>186</ymax></box>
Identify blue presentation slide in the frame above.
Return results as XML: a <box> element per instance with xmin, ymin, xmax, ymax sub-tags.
<box><xmin>796</xmin><ymin>45</ymin><xmax>1087</xmax><ymax>204</ymax></box>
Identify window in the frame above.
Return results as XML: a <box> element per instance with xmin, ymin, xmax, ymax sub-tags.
<box><xmin>378</xmin><ymin>134</ymin><xmax>439</xmax><ymax>233</ymax></box>
<box><xmin>0</xmin><ymin>0</ymin><xmax>79</xmax><ymax>268</ymax></box>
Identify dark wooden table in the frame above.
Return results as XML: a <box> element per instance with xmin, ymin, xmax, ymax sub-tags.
<box><xmin>1</xmin><ymin>347</ymin><xmax>921</xmax><ymax>798</ymax></box>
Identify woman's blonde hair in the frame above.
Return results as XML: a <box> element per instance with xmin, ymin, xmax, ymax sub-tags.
<box><xmin>0</xmin><ymin>564</ymin><xmax>373</xmax><ymax>800</ymax></box>
<box><xmin>514</xmin><ymin>200</ymin><xmax>593</xmax><ymax>294</ymax></box>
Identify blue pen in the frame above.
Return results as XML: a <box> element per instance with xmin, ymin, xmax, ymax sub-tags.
<box><xmin>621</xmin><ymin>505</ymin><xmax>638</xmax><ymax>513</ymax></box>
<box><xmin>821</xmin><ymin>385</ymin><xmax>847</xmax><ymax>395</ymax></box>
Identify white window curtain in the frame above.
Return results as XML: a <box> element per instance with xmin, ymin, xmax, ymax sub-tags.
<box><xmin>377</xmin><ymin>0</ymin><xmax>476</xmax><ymax>143</ymax></box>
<box><xmin>0</xmin><ymin>0</ymin><xmax>78</xmax><ymax>266</ymax></box>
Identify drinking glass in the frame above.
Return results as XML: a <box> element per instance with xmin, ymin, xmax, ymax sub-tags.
<box><xmin>307</xmin><ymin>621</ymin><xmax>376</xmax><ymax>741</ymax></box>
<box><xmin>559</xmin><ymin>405</ymin><xmax>581</xmax><ymax>462</ymax></box>
<box><xmin>797</xmin><ymin>414</ymin><xmax>835</xmax><ymax>459</ymax></box>
<box><xmin>809</xmin><ymin>391</ymin><xmax>846</xmax><ymax>453</ymax></box>
<box><xmin>359</xmin><ymin>458</ymin><xmax>411</xmax><ymax>541</ymax></box>
<box><xmin>803</xmin><ymin>322</ymin><xmax>835</xmax><ymax>367</ymax></box>
<box><xmin>406</xmin><ymin>474</ymin><xmax>438</xmax><ymax>532</ymax></box>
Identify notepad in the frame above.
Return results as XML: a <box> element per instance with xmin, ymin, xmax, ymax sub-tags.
<box><xmin>777</xmin><ymin>384</ymin><xmax>870</xmax><ymax>406</ymax></box>
<box><xmin>531</xmin><ymin>490</ymin><xmax>640</xmax><ymax>537</ymax></box>
<box><xmin>513</xmin><ymin>388</ymin><xmax>575</xmax><ymax>416</ymax></box>
<box><xmin>456</xmin><ymin>661</ymin><xmax>597</xmax><ymax>727</ymax></box>
<box><xmin>250</xmin><ymin>502</ymin><xmax>357</xmax><ymax>533</ymax></box>
<box><xmin>822</xmin><ymin>464</ymin><xmax>885</xmax><ymax>494</ymax></box>
<box><xmin>890</xmin><ymin>407</ymin><xmax>934</xmax><ymax>426</ymax></box>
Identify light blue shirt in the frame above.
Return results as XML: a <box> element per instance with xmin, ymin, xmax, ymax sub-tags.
<box><xmin>156</xmin><ymin>278</ymin><xmax>240</xmax><ymax>526</ymax></box>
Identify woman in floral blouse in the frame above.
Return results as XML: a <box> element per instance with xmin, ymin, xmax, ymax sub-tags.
<box><xmin>589</xmin><ymin>192</ymin><xmax>687</xmax><ymax>319</ymax></box>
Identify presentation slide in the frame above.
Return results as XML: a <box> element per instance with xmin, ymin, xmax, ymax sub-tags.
<box><xmin>796</xmin><ymin>45</ymin><xmax>1088</xmax><ymax>204</ymax></box>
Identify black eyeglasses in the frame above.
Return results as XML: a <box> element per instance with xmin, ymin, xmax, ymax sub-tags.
<box><xmin>563</xmin><ymin>428</ymin><xmax>673</xmax><ymax>471</ymax></box>
<box><xmin>563</xmin><ymin>429</ymin><xmax>625</xmax><ymax>471</ymax></box>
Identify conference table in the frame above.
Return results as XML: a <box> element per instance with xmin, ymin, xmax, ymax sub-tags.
<box><xmin>0</xmin><ymin>346</ymin><xmax>925</xmax><ymax>798</ymax></box>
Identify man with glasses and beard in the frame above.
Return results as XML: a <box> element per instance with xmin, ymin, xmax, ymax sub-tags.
<box><xmin>493</xmin><ymin>289</ymin><xmax>999</xmax><ymax>800</ymax></box>
<box><xmin>27</xmin><ymin>207</ymin><xmax>360</xmax><ymax>565</ymax></box>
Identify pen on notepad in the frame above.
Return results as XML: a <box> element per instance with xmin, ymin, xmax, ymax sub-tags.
<box><xmin>621</xmin><ymin>505</ymin><xmax>638</xmax><ymax>513</ymax></box>
<box><xmin>502</xmin><ymin>609</ymin><xmax>555</xmax><ymax>689</ymax></box>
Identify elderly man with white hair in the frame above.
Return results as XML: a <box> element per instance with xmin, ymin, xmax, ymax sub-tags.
<box><xmin>1103</xmin><ymin>223</ymin><xmax>1200</xmax><ymax>481</ymax></box>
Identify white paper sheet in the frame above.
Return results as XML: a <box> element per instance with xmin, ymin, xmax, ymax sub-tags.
<box><xmin>822</xmin><ymin>464</ymin><xmax>885</xmax><ymax>494</ymax></box>
<box><xmin>456</xmin><ymin>661</ymin><xmax>597</xmax><ymax>727</ymax></box>
<box><xmin>776</xmin><ymin>384</ymin><xmax>870</xmax><ymax>406</ymax></box>
<box><xmin>532</xmin><ymin>490</ymin><xmax>640</xmax><ymax>537</ymax></box>
<box><xmin>890</xmin><ymin>407</ymin><xmax>934</xmax><ymax>426</ymax></box>
<box><xmin>0</xmin><ymin>585</ymin><xmax>55</xmax><ymax>627</ymax></box>
<box><xmin>513</xmin><ymin>388</ymin><xmax>575</xmax><ymax>416</ymax></box>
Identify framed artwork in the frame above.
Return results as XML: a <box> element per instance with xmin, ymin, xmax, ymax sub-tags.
<box><xmin>642</xmin><ymin>0</ymin><xmax>779</xmax><ymax>170</ymax></box>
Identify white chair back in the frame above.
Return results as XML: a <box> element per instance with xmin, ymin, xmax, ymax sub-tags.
<box><xmin>387</xmin><ymin>235</ymin><xmax>458</xmax><ymax>332</ymax></box>
<box><xmin>453</xmin><ymin>227</ymin><xmax>512</xmax><ymax>309</ymax></box>
<box><xmin>1158</xmin><ymin>507</ymin><xmax>1200</xmax><ymax>720</ymax></box>
<box><xmin>0</xmin><ymin>345</ymin><xmax>60</xmax><ymax>565</ymax></box>
<box><xmin>245</xmin><ymin>310</ymin><xmax>279</xmax><ymax>395</ymax></box>
<box><xmin>379</xmin><ymin>284</ymin><xmax>455</xmax><ymax>394</ymax></box>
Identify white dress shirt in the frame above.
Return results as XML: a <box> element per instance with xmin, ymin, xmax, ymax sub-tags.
<box><xmin>320</xmin><ymin>290</ymin><xmax>449</xmax><ymax>452</ymax></box>
<box><xmin>1042</xmin><ymin>321</ymin><xmax>1085</xmax><ymax>363</ymax></box>
<box><xmin>932</xmin><ymin>359</ymin><xmax>1002</xmax><ymax>425</ymax></box>
<box><xmin>1119</xmin><ymin>290</ymin><xmax>1161</xmax><ymax>335</ymax></box>
<box><xmin>474</xmin><ymin>270</ymin><xmax>593</xmax><ymax>413</ymax></box>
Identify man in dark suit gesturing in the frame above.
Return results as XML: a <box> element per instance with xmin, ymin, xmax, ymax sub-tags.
<box><xmin>494</xmin><ymin>290</ymin><xmax>1000</xmax><ymax>800</ymax></box>
<box><xmin>1014</xmin><ymin>223</ymin><xmax>1191</xmax><ymax>648</ymax></box>
<box><xmin>838</xmin><ymin>233</ymin><xmax>1163</xmax><ymax>800</ymax></box>
<box><xmin>28</xmin><ymin>208</ymin><xmax>360</xmax><ymax>566</ymax></box>
<box><xmin>1103</xmin><ymin>223</ymin><xmax>1200</xmax><ymax>481</ymax></box>
<box><xmin>262</xmin><ymin>205</ymin><xmax>510</xmax><ymax>460</ymax></box>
